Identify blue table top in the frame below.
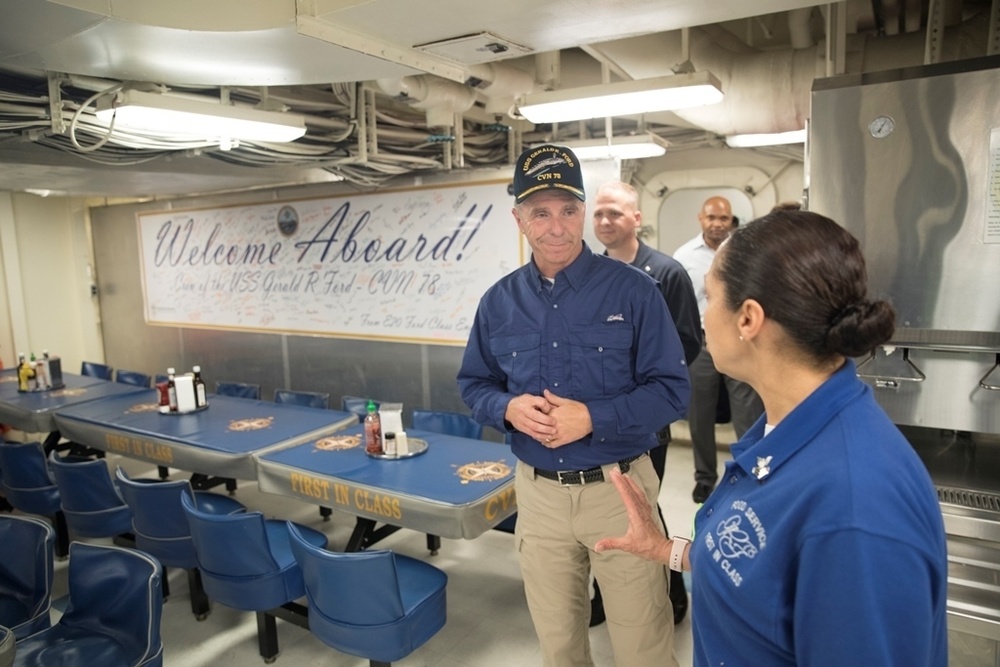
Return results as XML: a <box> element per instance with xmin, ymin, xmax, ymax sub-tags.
<box><xmin>53</xmin><ymin>390</ymin><xmax>357</xmax><ymax>479</ymax></box>
<box><xmin>255</xmin><ymin>424</ymin><xmax>517</xmax><ymax>539</ymax></box>
<box><xmin>0</xmin><ymin>369</ymin><xmax>148</xmax><ymax>433</ymax></box>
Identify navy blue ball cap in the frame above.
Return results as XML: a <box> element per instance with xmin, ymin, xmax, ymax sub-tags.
<box><xmin>512</xmin><ymin>144</ymin><xmax>586</xmax><ymax>204</ymax></box>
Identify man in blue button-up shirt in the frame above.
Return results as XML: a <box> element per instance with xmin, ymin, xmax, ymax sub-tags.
<box><xmin>458</xmin><ymin>144</ymin><xmax>691</xmax><ymax>667</ymax></box>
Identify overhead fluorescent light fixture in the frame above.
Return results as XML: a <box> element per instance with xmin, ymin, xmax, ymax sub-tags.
<box><xmin>725</xmin><ymin>129</ymin><xmax>806</xmax><ymax>148</ymax></box>
<box><xmin>517</xmin><ymin>71</ymin><xmax>723</xmax><ymax>124</ymax></box>
<box><xmin>95</xmin><ymin>89</ymin><xmax>307</xmax><ymax>144</ymax></box>
<box><xmin>566</xmin><ymin>133</ymin><xmax>669</xmax><ymax>161</ymax></box>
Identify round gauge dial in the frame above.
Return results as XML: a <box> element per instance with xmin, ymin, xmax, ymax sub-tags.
<box><xmin>868</xmin><ymin>115</ymin><xmax>895</xmax><ymax>139</ymax></box>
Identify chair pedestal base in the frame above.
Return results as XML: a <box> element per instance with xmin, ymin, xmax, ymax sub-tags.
<box><xmin>188</xmin><ymin>569</ymin><xmax>211</xmax><ymax>620</ymax></box>
<box><xmin>190</xmin><ymin>474</ymin><xmax>238</xmax><ymax>495</ymax></box>
<box><xmin>345</xmin><ymin>518</ymin><xmax>440</xmax><ymax>555</ymax></box>
<box><xmin>256</xmin><ymin>602</ymin><xmax>308</xmax><ymax>663</ymax></box>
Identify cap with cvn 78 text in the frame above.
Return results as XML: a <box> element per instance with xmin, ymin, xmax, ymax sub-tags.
<box><xmin>512</xmin><ymin>144</ymin><xmax>586</xmax><ymax>204</ymax></box>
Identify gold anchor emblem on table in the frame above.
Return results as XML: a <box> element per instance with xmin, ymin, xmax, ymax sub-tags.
<box><xmin>454</xmin><ymin>460</ymin><xmax>513</xmax><ymax>484</ymax></box>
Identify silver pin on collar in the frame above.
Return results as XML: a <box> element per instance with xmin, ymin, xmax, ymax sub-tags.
<box><xmin>752</xmin><ymin>455</ymin><xmax>773</xmax><ymax>480</ymax></box>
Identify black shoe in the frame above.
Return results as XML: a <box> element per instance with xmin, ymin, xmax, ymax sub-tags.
<box><xmin>669</xmin><ymin>570</ymin><xmax>688</xmax><ymax>625</ymax></box>
<box><xmin>589</xmin><ymin>581</ymin><xmax>606</xmax><ymax>627</ymax></box>
<box><xmin>692</xmin><ymin>483</ymin><xmax>713</xmax><ymax>504</ymax></box>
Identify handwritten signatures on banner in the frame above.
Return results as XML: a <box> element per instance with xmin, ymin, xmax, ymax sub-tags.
<box><xmin>138</xmin><ymin>182</ymin><xmax>520</xmax><ymax>343</ymax></box>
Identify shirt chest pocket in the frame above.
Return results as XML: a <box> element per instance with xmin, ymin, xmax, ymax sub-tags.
<box><xmin>568</xmin><ymin>325</ymin><xmax>634</xmax><ymax>398</ymax></box>
<box><xmin>490</xmin><ymin>333</ymin><xmax>541</xmax><ymax>395</ymax></box>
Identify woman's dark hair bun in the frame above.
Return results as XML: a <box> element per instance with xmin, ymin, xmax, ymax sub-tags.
<box><xmin>825</xmin><ymin>299</ymin><xmax>895</xmax><ymax>357</ymax></box>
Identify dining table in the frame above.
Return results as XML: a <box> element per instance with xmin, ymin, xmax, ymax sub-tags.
<box><xmin>0</xmin><ymin>368</ymin><xmax>148</xmax><ymax>450</ymax></box>
<box><xmin>52</xmin><ymin>389</ymin><xmax>358</xmax><ymax>487</ymax></box>
<box><xmin>254</xmin><ymin>424</ymin><xmax>517</xmax><ymax>552</ymax></box>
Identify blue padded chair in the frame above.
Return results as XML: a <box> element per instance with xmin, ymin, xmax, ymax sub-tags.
<box><xmin>12</xmin><ymin>542</ymin><xmax>163</xmax><ymax>667</ymax></box>
<box><xmin>412</xmin><ymin>409</ymin><xmax>484</xmax><ymax>440</ymax></box>
<box><xmin>288</xmin><ymin>524</ymin><xmax>448</xmax><ymax>667</ymax></box>
<box><xmin>274</xmin><ymin>389</ymin><xmax>330</xmax><ymax>410</ymax></box>
<box><xmin>115</xmin><ymin>468</ymin><xmax>246</xmax><ymax>620</ymax></box>
<box><xmin>215</xmin><ymin>381</ymin><xmax>261</xmax><ymax>400</ymax></box>
<box><xmin>342</xmin><ymin>396</ymin><xmax>378</xmax><ymax>422</ymax></box>
<box><xmin>80</xmin><ymin>361</ymin><xmax>113</xmax><ymax>381</ymax></box>
<box><xmin>180</xmin><ymin>491</ymin><xmax>327</xmax><ymax>662</ymax></box>
<box><xmin>0</xmin><ymin>515</ymin><xmax>54</xmax><ymax>640</ymax></box>
<box><xmin>48</xmin><ymin>453</ymin><xmax>133</xmax><ymax>541</ymax></box>
<box><xmin>115</xmin><ymin>369</ymin><xmax>151</xmax><ymax>388</ymax></box>
<box><xmin>0</xmin><ymin>442</ymin><xmax>69</xmax><ymax>556</ymax></box>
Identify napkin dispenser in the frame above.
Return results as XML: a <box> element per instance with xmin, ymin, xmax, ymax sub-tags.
<box><xmin>379</xmin><ymin>403</ymin><xmax>404</xmax><ymax>436</ymax></box>
<box><xmin>174</xmin><ymin>375</ymin><xmax>198</xmax><ymax>412</ymax></box>
<box><xmin>42</xmin><ymin>356</ymin><xmax>64</xmax><ymax>389</ymax></box>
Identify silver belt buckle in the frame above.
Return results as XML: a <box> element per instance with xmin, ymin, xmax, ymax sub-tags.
<box><xmin>556</xmin><ymin>470</ymin><xmax>584</xmax><ymax>485</ymax></box>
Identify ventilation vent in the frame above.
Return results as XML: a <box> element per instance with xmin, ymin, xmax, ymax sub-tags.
<box><xmin>937</xmin><ymin>486</ymin><xmax>1000</xmax><ymax>512</ymax></box>
<box><xmin>414</xmin><ymin>32</ymin><xmax>531</xmax><ymax>64</ymax></box>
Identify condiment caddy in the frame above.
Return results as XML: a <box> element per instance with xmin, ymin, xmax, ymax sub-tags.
<box><xmin>363</xmin><ymin>401</ymin><xmax>428</xmax><ymax>459</ymax></box>
<box><xmin>158</xmin><ymin>365</ymin><xmax>208</xmax><ymax>414</ymax></box>
<box><xmin>16</xmin><ymin>350</ymin><xmax>64</xmax><ymax>392</ymax></box>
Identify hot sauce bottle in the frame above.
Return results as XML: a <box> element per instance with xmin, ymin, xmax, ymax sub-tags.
<box><xmin>364</xmin><ymin>399</ymin><xmax>382</xmax><ymax>455</ymax></box>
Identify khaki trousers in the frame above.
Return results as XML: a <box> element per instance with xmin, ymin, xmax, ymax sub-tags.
<box><xmin>514</xmin><ymin>456</ymin><xmax>678</xmax><ymax>667</ymax></box>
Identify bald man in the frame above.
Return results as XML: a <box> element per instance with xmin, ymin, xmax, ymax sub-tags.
<box><xmin>673</xmin><ymin>196</ymin><xmax>764</xmax><ymax>504</ymax></box>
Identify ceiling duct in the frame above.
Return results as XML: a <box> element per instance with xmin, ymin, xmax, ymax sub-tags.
<box><xmin>465</xmin><ymin>62</ymin><xmax>536</xmax><ymax>115</ymax></box>
<box><xmin>375</xmin><ymin>75</ymin><xmax>477</xmax><ymax>127</ymax></box>
<box><xmin>584</xmin><ymin>11</ymin><xmax>992</xmax><ymax>137</ymax></box>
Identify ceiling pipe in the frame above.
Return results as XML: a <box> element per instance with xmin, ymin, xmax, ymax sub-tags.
<box><xmin>534</xmin><ymin>52</ymin><xmax>561</xmax><ymax>91</ymax></box>
<box><xmin>466</xmin><ymin>62</ymin><xmax>536</xmax><ymax>115</ymax></box>
<box><xmin>788</xmin><ymin>7</ymin><xmax>816</xmax><ymax>48</ymax></box>
<box><xmin>584</xmin><ymin>10</ymin><xmax>992</xmax><ymax>137</ymax></box>
<box><xmin>375</xmin><ymin>75</ymin><xmax>476</xmax><ymax>127</ymax></box>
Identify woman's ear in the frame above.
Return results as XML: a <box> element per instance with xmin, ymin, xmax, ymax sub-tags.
<box><xmin>738</xmin><ymin>299</ymin><xmax>765</xmax><ymax>341</ymax></box>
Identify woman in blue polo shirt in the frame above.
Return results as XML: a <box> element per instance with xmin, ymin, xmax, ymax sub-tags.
<box><xmin>596</xmin><ymin>209</ymin><xmax>948</xmax><ymax>666</ymax></box>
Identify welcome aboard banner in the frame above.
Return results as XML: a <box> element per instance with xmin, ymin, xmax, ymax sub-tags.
<box><xmin>138</xmin><ymin>180</ymin><xmax>522</xmax><ymax>345</ymax></box>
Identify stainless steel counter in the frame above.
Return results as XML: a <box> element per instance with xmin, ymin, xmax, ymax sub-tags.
<box><xmin>904</xmin><ymin>426</ymin><xmax>1000</xmax><ymax>645</ymax></box>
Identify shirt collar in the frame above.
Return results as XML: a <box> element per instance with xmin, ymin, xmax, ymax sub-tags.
<box><xmin>529</xmin><ymin>241</ymin><xmax>594</xmax><ymax>292</ymax></box>
<box><xmin>730</xmin><ymin>359</ymin><xmax>866</xmax><ymax>481</ymax></box>
<box><xmin>690</xmin><ymin>234</ymin><xmax>713</xmax><ymax>252</ymax></box>
<box><xmin>632</xmin><ymin>239</ymin><xmax>654</xmax><ymax>268</ymax></box>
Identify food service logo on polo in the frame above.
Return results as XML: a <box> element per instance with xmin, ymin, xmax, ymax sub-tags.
<box><xmin>513</xmin><ymin>144</ymin><xmax>586</xmax><ymax>204</ymax></box>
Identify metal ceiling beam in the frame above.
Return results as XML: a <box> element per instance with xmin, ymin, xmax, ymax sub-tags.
<box><xmin>825</xmin><ymin>2</ymin><xmax>848</xmax><ymax>76</ymax></box>
<box><xmin>924</xmin><ymin>0</ymin><xmax>945</xmax><ymax>64</ymax></box>
<box><xmin>579</xmin><ymin>44</ymin><xmax>634</xmax><ymax>82</ymax></box>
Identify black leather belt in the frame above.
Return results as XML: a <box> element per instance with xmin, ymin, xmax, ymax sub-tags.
<box><xmin>534</xmin><ymin>453</ymin><xmax>644</xmax><ymax>485</ymax></box>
